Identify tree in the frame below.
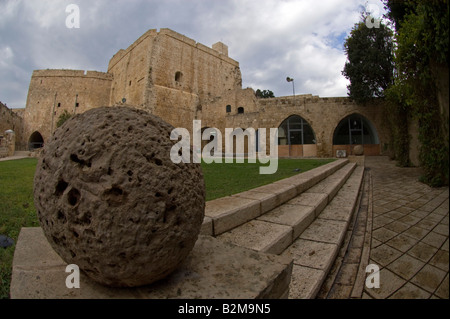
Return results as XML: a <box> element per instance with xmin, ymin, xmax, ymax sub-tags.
<box><xmin>56</xmin><ymin>110</ymin><xmax>72</xmax><ymax>128</ymax></box>
<box><xmin>255</xmin><ymin>89</ymin><xmax>275</xmax><ymax>98</ymax></box>
<box><xmin>383</xmin><ymin>0</ymin><xmax>449</xmax><ymax>186</ymax></box>
<box><xmin>342</xmin><ymin>15</ymin><xmax>395</xmax><ymax>104</ymax></box>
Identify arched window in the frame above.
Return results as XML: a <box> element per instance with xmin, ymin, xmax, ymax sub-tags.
<box><xmin>29</xmin><ymin>131</ymin><xmax>44</xmax><ymax>150</ymax></box>
<box><xmin>333</xmin><ymin>114</ymin><xmax>379</xmax><ymax>145</ymax></box>
<box><xmin>237</xmin><ymin>107</ymin><xmax>244</xmax><ymax>114</ymax></box>
<box><xmin>278</xmin><ymin>115</ymin><xmax>316</xmax><ymax>145</ymax></box>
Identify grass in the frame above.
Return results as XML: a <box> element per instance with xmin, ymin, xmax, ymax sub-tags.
<box><xmin>0</xmin><ymin>157</ymin><xmax>333</xmax><ymax>298</ymax></box>
<box><xmin>202</xmin><ymin>158</ymin><xmax>334</xmax><ymax>201</ymax></box>
<box><xmin>0</xmin><ymin>158</ymin><xmax>40</xmax><ymax>299</ymax></box>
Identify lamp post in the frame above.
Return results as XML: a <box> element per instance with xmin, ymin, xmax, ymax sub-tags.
<box><xmin>286</xmin><ymin>77</ymin><xmax>295</xmax><ymax>98</ymax></box>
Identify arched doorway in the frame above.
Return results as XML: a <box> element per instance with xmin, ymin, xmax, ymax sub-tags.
<box><xmin>332</xmin><ymin>114</ymin><xmax>380</xmax><ymax>156</ymax></box>
<box><xmin>29</xmin><ymin>131</ymin><xmax>44</xmax><ymax>150</ymax></box>
<box><xmin>278</xmin><ymin>115</ymin><xmax>316</xmax><ymax>157</ymax></box>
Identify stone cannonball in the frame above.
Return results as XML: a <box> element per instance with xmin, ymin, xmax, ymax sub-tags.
<box><xmin>33</xmin><ymin>106</ymin><xmax>205</xmax><ymax>287</ymax></box>
<box><xmin>353</xmin><ymin>145</ymin><xmax>364</xmax><ymax>156</ymax></box>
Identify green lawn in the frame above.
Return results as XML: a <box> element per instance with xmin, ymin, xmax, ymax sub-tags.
<box><xmin>202</xmin><ymin>158</ymin><xmax>334</xmax><ymax>201</ymax></box>
<box><xmin>0</xmin><ymin>157</ymin><xmax>333</xmax><ymax>298</ymax></box>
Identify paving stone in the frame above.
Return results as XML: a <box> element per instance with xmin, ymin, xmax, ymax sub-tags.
<box><xmin>282</xmin><ymin>238</ymin><xmax>338</xmax><ymax>271</ymax></box>
<box><xmin>372</xmin><ymin>228</ymin><xmax>398</xmax><ymax>243</ymax></box>
<box><xmin>299</xmin><ymin>218</ymin><xmax>347</xmax><ymax>245</ymax></box>
<box><xmin>388</xmin><ymin>282</ymin><xmax>431</xmax><ymax>299</ymax></box>
<box><xmin>421</xmin><ymin>231</ymin><xmax>447</xmax><ymax>249</ymax></box>
<box><xmin>415</xmin><ymin>219</ymin><xmax>439</xmax><ymax>231</ymax></box>
<box><xmin>384</xmin><ymin>211</ymin><xmax>406</xmax><ymax>221</ymax></box>
<box><xmin>370</xmin><ymin>244</ymin><xmax>403</xmax><ymax>267</ymax></box>
<box><xmin>407</xmin><ymin>241</ymin><xmax>439</xmax><ymax>263</ymax></box>
<box><xmin>386</xmin><ymin>234</ymin><xmax>419</xmax><ymax>253</ymax></box>
<box><xmin>373</xmin><ymin>216</ymin><xmax>395</xmax><ymax>229</ymax></box>
<box><xmin>364</xmin><ymin>268</ymin><xmax>406</xmax><ymax>299</ymax></box>
<box><xmin>288</xmin><ymin>265</ymin><xmax>325</xmax><ymax>299</ymax></box>
<box><xmin>442</xmin><ymin>238</ymin><xmax>449</xmax><ymax>252</ymax></box>
<box><xmin>383</xmin><ymin>221</ymin><xmax>410</xmax><ymax>233</ymax></box>
<box><xmin>434</xmin><ymin>274</ymin><xmax>449</xmax><ymax>299</ymax></box>
<box><xmin>386</xmin><ymin>254</ymin><xmax>425</xmax><ymax>280</ymax></box>
<box><xmin>410</xmin><ymin>210</ymin><xmax>430</xmax><ymax>219</ymax></box>
<box><xmin>429</xmin><ymin>250</ymin><xmax>449</xmax><ymax>272</ymax></box>
<box><xmin>402</xmin><ymin>226</ymin><xmax>429</xmax><ymax>241</ymax></box>
<box><xmin>257</xmin><ymin>204</ymin><xmax>315</xmax><ymax>239</ymax></box>
<box><xmin>411</xmin><ymin>264</ymin><xmax>447</xmax><ymax>294</ymax></box>
<box><xmin>433</xmin><ymin>224</ymin><xmax>450</xmax><ymax>237</ymax></box>
<box><xmin>217</xmin><ymin>220</ymin><xmax>293</xmax><ymax>255</ymax></box>
<box><xmin>397</xmin><ymin>214</ymin><xmax>422</xmax><ymax>226</ymax></box>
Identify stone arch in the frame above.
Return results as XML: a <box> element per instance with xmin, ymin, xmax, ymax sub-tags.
<box><xmin>29</xmin><ymin>131</ymin><xmax>44</xmax><ymax>150</ymax></box>
<box><xmin>332</xmin><ymin>113</ymin><xmax>380</xmax><ymax>156</ymax></box>
<box><xmin>277</xmin><ymin>115</ymin><xmax>317</xmax><ymax>157</ymax></box>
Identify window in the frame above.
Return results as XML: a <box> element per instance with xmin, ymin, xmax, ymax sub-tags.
<box><xmin>75</xmin><ymin>103</ymin><xmax>79</xmax><ymax>108</ymax></box>
<box><xmin>333</xmin><ymin>114</ymin><xmax>379</xmax><ymax>145</ymax></box>
<box><xmin>175</xmin><ymin>71</ymin><xmax>183</xmax><ymax>82</ymax></box>
<box><xmin>226</xmin><ymin>105</ymin><xmax>231</xmax><ymax>113</ymax></box>
<box><xmin>57</xmin><ymin>103</ymin><xmax>61</xmax><ymax>108</ymax></box>
<box><xmin>278</xmin><ymin>115</ymin><xmax>316</xmax><ymax>145</ymax></box>
<box><xmin>237</xmin><ymin>107</ymin><xmax>244</xmax><ymax>114</ymax></box>
<box><xmin>129</xmin><ymin>80</ymin><xmax>132</xmax><ymax>86</ymax></box>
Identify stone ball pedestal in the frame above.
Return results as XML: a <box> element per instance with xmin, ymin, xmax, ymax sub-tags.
<box><xmin>33</xmin><ymin>106</ymin><xmax>205</xmax><ymax>287</ymax></box>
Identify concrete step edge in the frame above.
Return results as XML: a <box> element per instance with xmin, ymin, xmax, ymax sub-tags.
<box><xmin>283</xmin><ymin>166</ymin><xmax>365</xmax><ymax>299</ymax></box>
<box><xmin>203</xmin><ymin>159</ymin><xmax>349</xmax><ymax>236</ymax></box>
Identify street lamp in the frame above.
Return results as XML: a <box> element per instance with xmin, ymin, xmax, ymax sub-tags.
<box><xmin>286</xmin><ymin>77</ymin><xmax>295</xmax><ymax>98</ymax></box>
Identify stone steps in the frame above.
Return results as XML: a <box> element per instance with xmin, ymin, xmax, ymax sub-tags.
<box><xmin>208</xmin><ymin>159</ymin><xmax>365</xmax><ymax>299</ymax></box>
<box><xmin>201</xmin><ymin>158</ymin><xmax>350</xmax><ymax>236</ymax></box>
<box><xmin>216</xmin><ymin>162</ymin><xmax>357</xmax><ymax>255</ymax></box>
<box><xmin>283</xmin><ymin>166</ymin><xmax>365</xmax><ymax>299</ymax></box>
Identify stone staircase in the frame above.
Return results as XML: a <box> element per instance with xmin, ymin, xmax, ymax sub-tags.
<box><xmin>201</xmin><ymin>158</ymin><xmax>365</xmax><ymax>299</ymax></box>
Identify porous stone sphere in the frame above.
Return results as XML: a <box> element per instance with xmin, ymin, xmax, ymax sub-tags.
<box><xmin>33</xmin><ymin>106</ymin><xmax>205</xmax><ymax>287</ymax></box>
<box><xmin>353</xmin><ymin>145</ymin><xmax>364</xmax><ymax>156</ymax></box>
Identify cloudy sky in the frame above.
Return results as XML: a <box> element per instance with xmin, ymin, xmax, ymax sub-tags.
<box><xmin>0</xmin><ymin>0</ymin><xmax>386</xmax><ymax>109</ymax></box>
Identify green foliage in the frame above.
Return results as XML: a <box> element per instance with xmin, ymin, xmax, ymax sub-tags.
<box><xmin>384</xmin><ymin>0</ymin><xmax>449</xmax><ymax>186</ymax></box>
<box><xmin>0</xmin><ymin>158</ymin><xmax>39</xmax><ymax>299</ymax></box>
<box><xmin>56</xmin><ymin>110</ymin><xmax>72</xmax><ymax>128</ymax></box>
<box><xmin>255</xmin><ymin>89</ymin><xmax>275</xmax><ymax>99</ymax></box>
<box><xmin>342</xmin><ymin>18</ymin><xmax>395</xmax><ymax>104</ymax></box>
<box><xmin>201</xmin><ymin>158</ymin><xmax>333</xmax><ymax>201</ymax></box>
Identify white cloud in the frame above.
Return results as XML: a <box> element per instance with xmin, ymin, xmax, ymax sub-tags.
<box><xmin>0</xmin><ymin>0</ymin><xmax>387</xmax><ymax>108</ymax></box>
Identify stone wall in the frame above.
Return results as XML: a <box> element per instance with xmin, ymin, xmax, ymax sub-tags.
<box><xmin>223</xmin><ymin>95</ymin><xmax>390</xmax><ymax>158</ymax></box>
<box><xmin>19</xmin><ymin>28</ymin><xmax>405</xmax><ymax>160</ymax></box>
<box><xmin>22</xmin><ymin>69</ymin><xmax>112</xmax><ymax>148</ymax></box>
<box><xmin>0</xmin><ymin>101</ymin><xmax>24</xmax><ymax>151</ymax></box>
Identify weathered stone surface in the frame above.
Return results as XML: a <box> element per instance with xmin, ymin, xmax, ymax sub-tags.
<box><xmin>11</xmin><ymin>228</ymin><xmax>293</xmax><ymax>299</ymax></box>
<box><xmin>33</xmin><ymin>106</ymin><xmax>205</xmax><ymax>287</ymax></box>
<box><xmin>353</xmin><ymin>145</ymin><xmax>364</xmax><ymax>156</ymax></box>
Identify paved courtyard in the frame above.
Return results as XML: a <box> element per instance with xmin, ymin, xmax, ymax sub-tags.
<box><xmin>364</xmin><ymin>156</ymin><xmax>449</xmax><ymax>299</ymax></box>
<box><xmin>319</xmin><ymin>156</ymin><xmax>449</xmax><ymax>299</ymax></box>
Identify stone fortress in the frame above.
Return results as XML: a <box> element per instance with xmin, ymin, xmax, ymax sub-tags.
<box><xmin>3</xmin><ymin>28</ymin><xmax>414</xmax><ymax>162</ymax></box>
